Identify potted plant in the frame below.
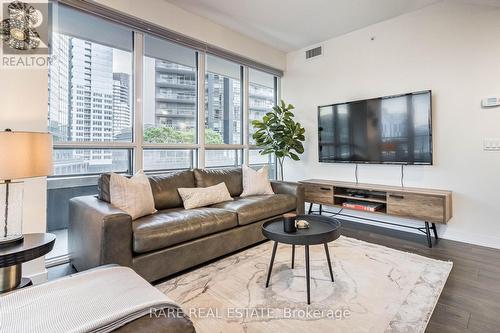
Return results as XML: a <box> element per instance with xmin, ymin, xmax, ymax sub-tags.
<box><xmin>252</xmin><ymin>100</ymin><xmax>306</xmax><ymax>180</ymax></box>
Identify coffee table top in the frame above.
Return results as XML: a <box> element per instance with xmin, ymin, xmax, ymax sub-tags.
<box><xmin>262</xmin><ymin>214</ymin><xmax>341</xmax><ymax>245</ymax></box>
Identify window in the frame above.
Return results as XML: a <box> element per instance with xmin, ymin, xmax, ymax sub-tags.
<box><xmin>143</xmin><ymin>35</ymin><xmax>197</xmax><ymax>144</ymax></box>
<box><xmin>248</xmin><ymin>68</ymin><xmax>277</xmax><ymax>144</ymax></box>
<box><xmin>47</xmin><ymin>4</ymin><xmax>135</xmax><ymax>262</ymax></box>
<box><xmin>49</xmin><ymin>4</ymin><xmax>134</xmax><ymax>176</ymax></box>
<box><xmin>143</xmin><ymin>149</ymin><xmax>195</xmax><ymax>172</ymax></box>
<box><xmin>249</xmin><ymin>149</ymin><xmax>276</xmax><ymax>179</ymax></box>
<box><xmin>47</xmin><ymin>3</ymin><xmax>281</xmax><ymax>263</ymax></box>
<box><xmin>205</xmin><ymin>55</ymin><xmax>242</xmax><ymax>144</ymax></box>
<box><xmin>52</xmin><ymin>149</ymin><xmax>131</xmax><ymax>176</ymax></box>
<box><xmin>205</xmin><ymin>150</ymin><xmax>243</xmax><ymax>168</ymax></box>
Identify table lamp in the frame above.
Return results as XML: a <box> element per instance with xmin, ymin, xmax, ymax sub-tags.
<box><xmin>0</xmin><ymin>129</ymin><xmax>52</xmax><ymax>245</ymax></box>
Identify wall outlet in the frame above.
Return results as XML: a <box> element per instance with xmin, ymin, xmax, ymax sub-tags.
<box><xmin>484</xmin><ymin>138</ymin><xmax>500</xmax><ymax>151</ymax></box>
<box><xmin>482</xmin><ymin>97</ymin><xmax>500</xmax><ymax>108</ymax></box>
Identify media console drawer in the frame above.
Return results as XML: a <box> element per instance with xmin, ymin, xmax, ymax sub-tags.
<box><xmin>304</xmin><ymin>183</ymin><xmax>334</xmax><ymax>205</ymax></box>
<box><xmin>387</xmin><ymin>192</ymin><xmax>445</xmax><ymax>224</ymax></box>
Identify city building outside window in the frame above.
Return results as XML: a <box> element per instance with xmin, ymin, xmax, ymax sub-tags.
<box><xmin>205</xmin><ymin>55</ymin><xmax>242</xmax><ymax>145</ymax></box>
<box><xmin>143</xmin><ymin>35</ymin><xmax>197</xmax><ymax>146</ymax></box>
<box><xmin>248</xmin><ymin>68</ymin><xmax>277</xmax><ymax>145</ymax></box>
<box><xmin>49</xmin><ymin>5</ymin><xmax>134</xmax><ymax>176</ymax></box>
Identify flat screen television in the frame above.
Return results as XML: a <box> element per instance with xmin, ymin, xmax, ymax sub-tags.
<box><xmin>318</xmin><ymin>90</ymin><xmax>432</xmax><ymax>165</ymax></box>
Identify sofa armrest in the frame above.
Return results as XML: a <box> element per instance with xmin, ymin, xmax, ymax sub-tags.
<box><xmin>271</xmin><ymin>181</ymin><xmax>305</xmax><ymax>215</ymax></box>
<box><xmin>69</xmin><ymin>195</ymin><xmax>133</xmax><ymax>272</ymax></box>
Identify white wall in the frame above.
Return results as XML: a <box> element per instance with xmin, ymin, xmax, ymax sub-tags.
<box><xmin>94</xmin><ymin>0</ymin><xmax>286</xmax><ymax>70</ymax></box>
<box><xmin>283</xmin><ymin>1</ymin><xmax>500</xmax><ymax>248</ymax></box>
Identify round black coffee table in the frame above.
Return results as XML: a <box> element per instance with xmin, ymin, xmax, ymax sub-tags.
<box><xmin>262</xmin><ymin>214</ymin><xmax>341</xmax><ymax>304</ymax></box>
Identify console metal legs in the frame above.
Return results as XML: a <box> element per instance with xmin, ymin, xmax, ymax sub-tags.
<box><xmin>306</xmin><ymin>200</ymin><xmax>441</xmax><ymax>248</ymax></box>
<box><xmin>308</xmin><ymin>202</ymin><xmax>313</xmax><ymax>214</ymax></box>
<box><xmin>424</xmin><ymin>221</ymin><xmax>440</xmax><ymax>248</ymax></box>
<box><xmin>291</xmin><ymin>245</ymin><xmax>295</xmax><ymax>269</ymax></box>
<box><xmin>432</xmin><ymin>223</ymin><xmax>439</xmax><ymax>240</ymax></box>
<box><xmin>308</xmin><ymin>203</ymin><xmax>323</xmax><ymax>215</ymax></box>
<box><xmin>265</xmin><ymin>241</ymin><xmax>278</xmax><ymax>288</ymax></box>
<box><xmin>307</xmin><ymin>203</ymin><xmax>324</xmax><ymax>215</ymax></box>
<box><xmin>424</xmin><ymin>222</ymin><xmax>432</xmax><ymax>248</ymax></box>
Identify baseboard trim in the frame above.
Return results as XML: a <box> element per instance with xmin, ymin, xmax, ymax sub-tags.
<box><xmin>313</xmin><ymin>205</ymin><xmax>500</xmax><ymax>250</ymax></box>
<box><xmin>46</xmin><ymin>254</ymin><xmax>71</xmax><ymax>268</ymax></box>
<box><xmin>27</xmin><ymin>269</ymin><xmax>48</xmax><ymax>285</ymax></box>
<box><xmin>439</xmin><ymin>229</ymin><xmax>500</xmax><ymax>250</ymax></box>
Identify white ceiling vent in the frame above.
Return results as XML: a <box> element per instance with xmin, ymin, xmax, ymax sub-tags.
<box><xmin>305</xmin><ymin>46</ymin><xmax>322</xmax><ymax>59</ymax></box>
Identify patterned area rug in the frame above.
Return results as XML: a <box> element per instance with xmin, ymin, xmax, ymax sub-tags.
<box><xmin>157</xmin><ymin>236</ymin><xmax>452</xmax><ymax>333</ymax></box>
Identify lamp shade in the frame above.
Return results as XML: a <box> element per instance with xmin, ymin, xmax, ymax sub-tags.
<box><xmin>0</xmin><ymin>131</ymin><xmax>53</xmax><ymax>180</ymax></box>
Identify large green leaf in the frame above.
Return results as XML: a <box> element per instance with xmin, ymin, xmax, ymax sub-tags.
<box><xmin>251</xmin><ymin>100</ymin><xmax>306</xmax><ymax>169</ymax></box>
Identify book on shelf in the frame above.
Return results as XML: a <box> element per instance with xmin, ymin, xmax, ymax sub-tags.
<box><xmin>342</xmin><ymin>201</ymin><xmax>383</xmax><ymax>212</ymax></box>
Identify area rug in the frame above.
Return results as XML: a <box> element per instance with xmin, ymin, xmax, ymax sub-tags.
<box><xmin>157</xmin><ymin>236</ymin><xmax>452</xmax><ymax>333</ymax></box>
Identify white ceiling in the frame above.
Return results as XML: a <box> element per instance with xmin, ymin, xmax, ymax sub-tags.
<box><xmin>165</xmin><ymin>0</ymin><xmax>439</xmax><ymax>52</ymax></box>
<box><xmin>166</xmin><ymin>0</ymin><xmax>500</xmax><ymax>52</ymax></box>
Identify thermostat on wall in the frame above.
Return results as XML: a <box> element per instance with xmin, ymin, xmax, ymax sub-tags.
<box><xmin>482</xmin><ymin>97</ymin><xmax>500</xmax><ymax>108</ymax></box>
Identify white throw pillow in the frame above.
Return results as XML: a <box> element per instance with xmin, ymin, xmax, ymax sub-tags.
<box><xmin>240</xmin><ymin>165</ymin><xmax>274</xmax><ymax>197</ymax></box>
<box><xmin>109</xmin><ymin>170</ymin><xmax>157</xmax><ymax>220</ymax></box>
<box><xmin>178</xmin><ymin>182</ymin><xmax>233</xmax><ymax>209</ymax></box>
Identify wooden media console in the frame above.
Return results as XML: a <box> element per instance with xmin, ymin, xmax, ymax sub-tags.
<box><xmin>299</xmin><ymin>179</ymin><xmax>452</xmax><ymax>247</ymax></box>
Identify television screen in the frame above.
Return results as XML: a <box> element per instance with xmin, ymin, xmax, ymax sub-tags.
<box><xmin>318</xmin><ymin>90</ymin><xmax>432</xmax><ymax>165</ymax></box>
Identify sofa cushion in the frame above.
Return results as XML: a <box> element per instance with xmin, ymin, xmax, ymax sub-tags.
<box><xmin>149</xmin><ymin>170</ymin><xmax>195</xmax><ymax>210</ymax></box>
<box><xmin>194</xmin><ymin>167</ymin><xmax>242</xmax><ymax>197</ymax></box>
<box><xmin>211</xmin><ymin>194</ymin><xmax>296</xmax><ymax>225</ymax></box>
<box><xmin>132</xmin><ymin>208</ymin><xmax>238</xmax><ymax>253</ymax></box>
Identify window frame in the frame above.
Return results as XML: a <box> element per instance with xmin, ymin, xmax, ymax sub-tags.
<box><xmin>49</xmin><ymin>8</ymin><xmax>280</xmax><ymax>179</ymax></box>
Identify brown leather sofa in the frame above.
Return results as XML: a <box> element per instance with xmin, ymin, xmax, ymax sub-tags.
<box><xmin>69</xmin><ymin>167</ymin><xmax>305</xmax><ymax>282</ymax></box>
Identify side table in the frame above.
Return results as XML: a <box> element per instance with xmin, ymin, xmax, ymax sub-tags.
<box><xmin>0</xmin><ymin>233</ymin><xmax>56</xmax><ymax>293</ymax></box>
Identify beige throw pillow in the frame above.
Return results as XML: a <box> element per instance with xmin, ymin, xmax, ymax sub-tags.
<box><xmin>178</xmin><ymin>182</ymin><xmax>233</xmax><ymax>209</ymax></box>
<box><xmin>240</xmin><ymin>165</ymin><xmax>274</xmax><ymax>197</ymax></box>
<box><xmin>109</xmin><ymin>171</ymin><xmax>157</xmax><ymax>220</ymax></box>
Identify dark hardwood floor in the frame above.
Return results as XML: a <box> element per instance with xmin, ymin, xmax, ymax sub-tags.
<box><xmin>49</xmin><ymin>218</ymin><xmax>500</xmax><ymax>332</ymax></box>
<box><xmin>339</xmin><ymin>219</ymin><xmax>500</xmax><ymax>333</ymax></box>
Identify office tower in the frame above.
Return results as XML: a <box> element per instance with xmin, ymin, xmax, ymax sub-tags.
<box><xmin>249</xmin><ymin>82</ymin><xmax>274</xmax><ymax>123</ymax></box>
<box><xmin>48</xmin><ymin>33</ymin><xmax>70</xmax><ymax>142</ymax></box>
<box><xmin>112</xmin><ymin>72</ymin><xmax>131</xmax><ymax>138</ymax></box>
<box><xmin>154</xmin><ymin>59</ymin><xmax>197</xmax><ymax>130</ymax></box>
<box><xmin>49</xmin><ymin>34</ymin><xmax>90</xmax><ymax>175</ymax></box>
<box><xmin>205</xmin><ymin>74</ymin><xmax>240</xmax><ymax>144</ymax></box>
<box><xmin>69</xmin><ymin>38</ymin><xmax>114</xmax><ymax>143</ymax></box>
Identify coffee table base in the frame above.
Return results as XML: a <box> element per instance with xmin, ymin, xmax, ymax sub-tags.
<box><xmin>265</xmin><ymin>242</ymin><xmax>335</xmax><ymax>305</ymax></box>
